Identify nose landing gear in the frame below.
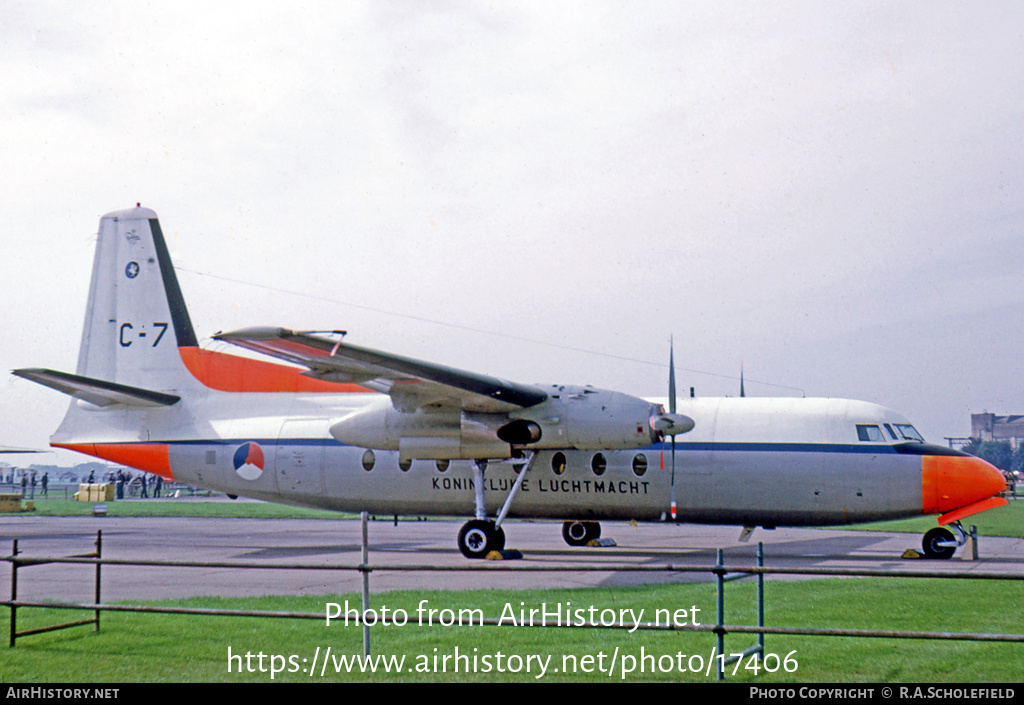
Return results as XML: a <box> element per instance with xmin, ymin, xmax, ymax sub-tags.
<box><xmin>921</xmin><ymin>521</ymin><xmax>967</xmax><ymax>559</ymax></box>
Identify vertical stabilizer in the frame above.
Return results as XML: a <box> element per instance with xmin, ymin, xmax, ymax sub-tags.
<box><xmin>76</xmin><ymin>206</ymin><xmax>198</xmax><ymax>392</ymax></box>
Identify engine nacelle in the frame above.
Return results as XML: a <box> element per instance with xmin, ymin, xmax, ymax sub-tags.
<box><xmin>329</xmin><ymin>401</ymin><xmax>512</xmax><ymax>460</ymax></box>
<box><xmin>328</xmin><ymin>385</ymin><xmax>664</xmax><ymax>460</ymax></box>
<box><xmin>515</xmin><ymin>385</ymin><xmax>659</xmax><ymax>451</ymax></box>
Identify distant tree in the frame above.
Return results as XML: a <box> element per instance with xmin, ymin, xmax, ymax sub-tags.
<box><xmin>1012</xmin><ymin>443</ymin><xmax>1024</xmax><ymax>476</ymax></box>
<box><xmin>961</xmin><ymin>438</ymin><xmax>983</xmax><ymax>456</ymax></box>
<box><xmin>965</xmin><ymin>440</ymin><xmax>1014</xmax><ymax>471</ymax></box>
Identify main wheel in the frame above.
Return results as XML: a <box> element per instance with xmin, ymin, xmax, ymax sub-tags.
<box><xmin>562</xmin><ymin>520</ymin><xmax>600</xmax><ymax>547</ymax></box>
<box><xmin>457</xmin><ymin>520</ymin><xmax>505</xmax><ymax>559</ymax></box>
<box><xmin>922</xmin><ymin>527</ymin><xmax>956</xmax><ymax>559</ymax></box>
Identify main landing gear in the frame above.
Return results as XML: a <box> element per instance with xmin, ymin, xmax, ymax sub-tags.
<box><xmin>921</xmin><ymin>522</ymin><xmax>967</xmax><ymax>559</ymax></box>
<box><xmin>457</xmin><ymin>520</ymin><xmax>506</xmax><ymax>559</ymax></box>
<box><xmin>562</xmin><ymin>520</ymin><xmax>601</xmax><ymax>547</ymax></box>
<box><xmin>456</xmin><ymin>454</ymin><xmax>535</xmax><ymax>559</ymax></box>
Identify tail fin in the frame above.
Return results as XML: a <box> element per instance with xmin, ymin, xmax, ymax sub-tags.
<box><xmin>75</xmin><ymin>206</ymin><xmax>198</xmax><ymax>391</ymax></box>
<box><xmin>19</xmin><ymin>206</ymin><xmax>364</xmax><ymax>409</ymax></box>
<box><xmin>13</xmin><ymin>206</ymin><xmax>360</xmax><ymax>474</ymax></box>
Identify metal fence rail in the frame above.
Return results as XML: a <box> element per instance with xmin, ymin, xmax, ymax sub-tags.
<box><xmin>5</xmin><ymin>517</ymin><xmax>1024</xmax><ymax>681</ymax></box>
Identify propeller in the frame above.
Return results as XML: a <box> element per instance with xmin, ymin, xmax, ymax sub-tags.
<box><xmin>650</xmin><ymin>337</ymin><xmax>694</xmax><ymax>520</ymax></box>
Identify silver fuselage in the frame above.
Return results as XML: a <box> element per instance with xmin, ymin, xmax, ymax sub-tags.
<box><xmin>55</xmin><ymin>392</ymin><xmax>932</xmax><ymax>526</ymax></box>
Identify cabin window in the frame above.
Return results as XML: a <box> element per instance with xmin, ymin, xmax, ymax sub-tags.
<box><xmin>856</xmin><ymin>424</ymin><xmax>884</xmax><ymax>442</ymax></box>
<box><xmin>552</xmin><ymin>452</ymin><xmax>567</xmax><ymax>475</ymax></box>
<box><xmin>436</xmin><ymin>459</ymin><xmax>449</xmax><ymax>473</ymax></box>
<box><xmin>399</xmin><ymin>457</ymin><xmax>412</xmax><ymax>472</ymax></box>
<box><xmin>632</xmin><ymin>453</ymin><xmax>648</xmax><ymax>477</ymax></box>
<box><xmin>361</xmin><ymin>449</ymin><xmax>376</xmax><ymax>471</ymax></box>
<box><xmin>591</xmin><ymin>453</ymin><xmax>607</xmax><ymax>476</ymax></box>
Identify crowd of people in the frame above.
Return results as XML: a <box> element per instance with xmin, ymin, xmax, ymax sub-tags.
<box><xmin>1</xmin><ymin>468</ymin><xmax>163</xmax><ymax>499</ymax></box>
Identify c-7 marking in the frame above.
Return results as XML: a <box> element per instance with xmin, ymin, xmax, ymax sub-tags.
<box><xmin>153</xmin><ymin>322</ymin><xmax>168</xmax><ymax>347</ymax></box>
<box><xmin>119</xmin><ymin>321</ymin><xmax>170</xmax><ymax>348</ymax></box>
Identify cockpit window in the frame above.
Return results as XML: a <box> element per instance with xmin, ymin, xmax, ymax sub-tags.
<box><xmin>856</xmin><ymin>424</ymin><xmax>885</xmax><ymax>442</ymax></box>
<box><xmin>883</xmin><ymin>423</ymin><xmax>898</xmax><ymax>440</ymax></box>
<box><xmin>892</xmin><ymin>424</ymin><xmax>924</xmax><ymax>442</ymax></box>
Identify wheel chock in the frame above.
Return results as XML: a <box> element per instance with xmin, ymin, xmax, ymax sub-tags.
<box><xmin>901</xmin><ymin>548</ymin><xmax>923</xmax><ymax>559</ymax></box>
<box><xmin>486</xmin><ymin>549</ymin><xmax>523</xmax><ymax>560</ymax></box>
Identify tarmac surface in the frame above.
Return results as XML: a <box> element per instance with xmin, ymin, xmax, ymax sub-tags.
<box><xmin>3</xmin><ymin>513</ymin><xmax>1023</xmax><ymax>602</ymax></box>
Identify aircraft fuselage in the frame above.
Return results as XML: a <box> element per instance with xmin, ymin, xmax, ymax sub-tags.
<box><xmin>54</xmin><ymin>392</ymin><xmax>983</xmax><ymax>527</ymax></box>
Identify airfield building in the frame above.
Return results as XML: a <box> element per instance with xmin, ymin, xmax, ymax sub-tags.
<box><xmin>972</xmin><ymin>413</ymin><xmax>1024</xmax><ymax>449</ymax></box>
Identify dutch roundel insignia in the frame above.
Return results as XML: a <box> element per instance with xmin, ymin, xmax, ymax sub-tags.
<box><xmin>233</xmin><ymin>442</ymin><xmax>265</xmax><ymax>481</ymax></box>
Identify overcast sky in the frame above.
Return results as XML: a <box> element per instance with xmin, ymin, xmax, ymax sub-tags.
<box><xmin>3</xmin><ymin>1</ymin><xmax>1023</xmax><ymax>465</ymax></box>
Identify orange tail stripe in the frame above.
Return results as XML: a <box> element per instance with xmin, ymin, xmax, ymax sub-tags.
<box><xmin>178</xmin><ymin>346</ymin><xmax>371</xmax><ymax>393</ymax></box>
<box><xmin>54</xmin><ymin>443</ymin><xmax>175</xmax><ymax>480</ymax></box>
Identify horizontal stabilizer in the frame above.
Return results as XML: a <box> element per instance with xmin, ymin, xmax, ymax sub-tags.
<box><xmin>13</xmin><ymin>368</ymin><xmax>180</xmax><ymax>408</ymax></box>
<box><xmin>0</xmin><ymin>445</ymin><xmax>43</xmax><ymax>453</ymax></box>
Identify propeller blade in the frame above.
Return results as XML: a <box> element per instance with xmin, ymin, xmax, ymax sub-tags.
<box><xmin>669</xmin><ymin>336</ymin><xmax>676</xmax><ymax>415</ymax></box>
<box><xmin>651</xmin><ymin>337</ymin><xmax>693</xmax><ymax>435</ymax></box>
<box><xmin>669</xmin><ymin>336</ymin><xmax>677</xmax><ymax>519</ymax></box>
<box><xmin>670</xmin><ymin>433</ymin><xmax>677</xmax><ymax>520</ymax></box>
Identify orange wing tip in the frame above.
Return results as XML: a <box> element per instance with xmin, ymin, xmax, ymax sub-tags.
<box><xmin>53</xmin><ymin>443</ymin><xmax>175</xmax><ymax>480</ymax></box>
<box><xmin>938</xmin><ymin>496</ymin><xmax>1009</xmax><ymax>525</ymax></box>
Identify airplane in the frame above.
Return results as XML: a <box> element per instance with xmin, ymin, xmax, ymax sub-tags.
<box><xmin>13</xmin><ymin>206</ymin><xmax>1008</xmax><ymax>559</ymax></box>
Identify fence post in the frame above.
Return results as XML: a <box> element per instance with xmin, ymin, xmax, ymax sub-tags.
<box><xmin>9</xmin><ymin>539</ymin><xmax>17</xmax><ymax>647</ymax></box>
<box><xmin>361</xmin><ymin>511</ymin><xmax>370</xmax><ymax>658</ymax></box>
<box><xmin>95</xmin><ymin>530</ymin><xmax>102</xmax><ymax>632</ymax></box>
<box><xmin>757</xmin><ymin>542</ymin><xmax>764</xmax><ymax>660</ymax></box>
<box><xmin>715</xmin><ymin>548</ymin><xmax>724</xmax><ymax>681</ymax></box>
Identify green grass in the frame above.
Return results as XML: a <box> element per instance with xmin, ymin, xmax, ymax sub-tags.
<box><xmin>8</xmin><ymin>497</ymin><xmax>349</xmax><ymax>519</ymax></box>
<box><xmin>3</xmin><ymin>579</ymin><xmax>1022</xmax><ymax>683</ymax></box>
<box><xmin>4</xmin><ymin>497</ymin><xmax>1022</xmax><ymax>682</ymax></box>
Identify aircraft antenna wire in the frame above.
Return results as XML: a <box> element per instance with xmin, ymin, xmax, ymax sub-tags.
<box><xmin>177</xmin><ymin>267</ymin><xmax>805</xmax><ymax>395</ymax></box>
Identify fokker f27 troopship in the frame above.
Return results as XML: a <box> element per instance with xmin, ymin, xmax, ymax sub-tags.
<box><xmin>15</xmin><ymin>207</ymin><xmax>1007</xmax><ymax>558</ymax></box>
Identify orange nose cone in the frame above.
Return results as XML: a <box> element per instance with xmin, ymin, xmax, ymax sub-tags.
<box><xmin>922</xmin><ymin>455</ymin><xmax>1006</xmax><ymax>515</ymax></box>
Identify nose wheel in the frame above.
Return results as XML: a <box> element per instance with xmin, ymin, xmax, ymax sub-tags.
<box><xmin>457</xmin><ymin>519</ymin><xmax>506</xmax><ymax>559</ymax></box>
<box><xmin>921</xmin><ymin>525</ymin><xmax>959</xmax><ymax>559</ymax></box>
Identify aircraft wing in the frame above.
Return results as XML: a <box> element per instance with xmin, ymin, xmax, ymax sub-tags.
<box><xmin>213</xmin><ymin>327</ymin><xmax>549</xmax><ymax>413</ymax></box>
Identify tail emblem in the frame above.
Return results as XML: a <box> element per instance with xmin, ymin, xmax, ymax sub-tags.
<box><xmin>233</xmin><ymin>442</ymin><xmax>265</xmax><ymax>481</ymax></box>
